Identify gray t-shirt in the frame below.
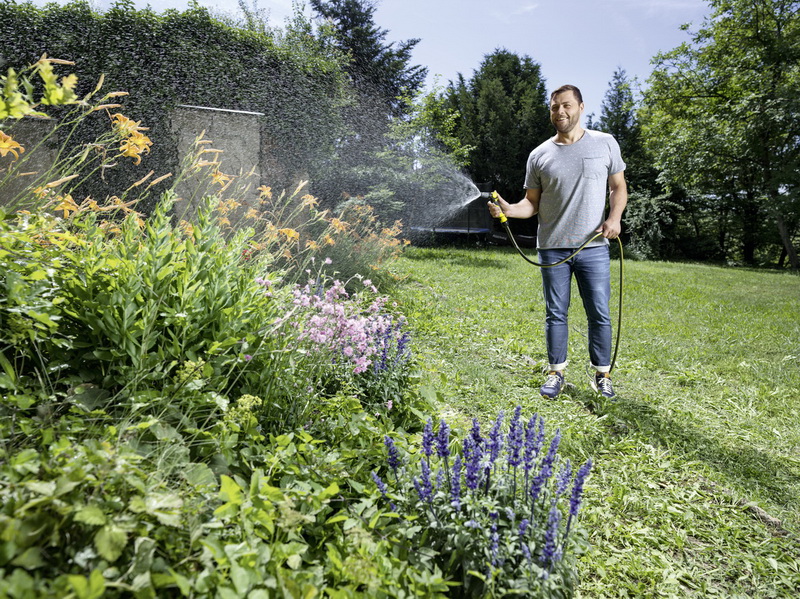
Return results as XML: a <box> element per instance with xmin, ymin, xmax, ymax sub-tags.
<box><xmin>524</xmin><ymin>129</ymin><xmax>625</xmax><ymax>249</ymax></box>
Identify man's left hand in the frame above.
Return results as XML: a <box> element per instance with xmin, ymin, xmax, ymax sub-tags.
<box><xmin>598</xmin><ymin>218</ymin><xmax>622</xmax><ymax>239</ymax></box>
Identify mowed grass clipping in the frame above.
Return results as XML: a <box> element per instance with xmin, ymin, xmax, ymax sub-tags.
<box><xmin>392</xmin><ymin>246</ymin><xmax>800</xmax><ymax>598</ymax></box>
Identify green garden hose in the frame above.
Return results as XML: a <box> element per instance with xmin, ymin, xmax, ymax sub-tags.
<box><xmin>491</xmin><ymin>192</ymin><xmax>624</xmax><ymax>373</ymax></box>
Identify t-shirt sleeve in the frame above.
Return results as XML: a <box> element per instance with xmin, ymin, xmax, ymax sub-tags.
<box><xmin>524</xmin><ymin>153</ymin><xmax>541</xmax><ymax>189</ymax></box>
<box><xmin>608</xmin><ymin>136</ymin><xmax>626</xmax><ymax>175</ymax></box>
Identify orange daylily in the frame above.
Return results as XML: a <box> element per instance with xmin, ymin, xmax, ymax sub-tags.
<box><xmin>0</xmin><ymin>131</ymin><xmax>24</xmax><ymax>159</ymax></box>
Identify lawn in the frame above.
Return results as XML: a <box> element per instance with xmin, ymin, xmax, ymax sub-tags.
<box><xmin>391</xmin><ymin>245</ymin><xmax>800</xmax><ymax>598</ymax></box>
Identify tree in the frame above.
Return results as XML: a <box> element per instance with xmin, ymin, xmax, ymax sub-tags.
<box><xmin>595</xmin><ymin>68</ymin><xmax>679</xmax><ymax>259</ymax></box>
<box><xmin>309</xmin><ymin>0</ymin><xmax>427</xmax><ymax>118</ymax></box>
<box><xmin>641</xmin><ymin>0</ymin><xmax>800</xmax><ymax>269</ymax></box>
<box><xmin>444</xmin><ymin>50</ymin><xmax>550</xmax><ymax>200</ymax></box>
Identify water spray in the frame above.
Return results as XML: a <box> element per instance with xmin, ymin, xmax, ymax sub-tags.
<box><xmin>484</xmin><ymin>191</ymin><xmax>624</xmax><ymax>373</ymax></box>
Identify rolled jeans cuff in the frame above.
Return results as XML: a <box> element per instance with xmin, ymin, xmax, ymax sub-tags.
<box><xmin>548</xmin><ymin>361</ymin><xmax>569</xmax><ymax>372</ymax></box>
<box><xmin>592</xmin><ymin>363</ymin><xmax>611</xmax><ymax>373</ymax></box>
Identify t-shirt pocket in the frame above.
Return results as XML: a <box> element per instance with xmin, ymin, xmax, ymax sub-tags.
<box><xmin>582</xmin><ymin>157</ymin><xmax>606</xmax><ymax>180</ymax></box>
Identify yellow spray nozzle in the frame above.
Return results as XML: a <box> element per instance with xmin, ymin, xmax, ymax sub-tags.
<box><xmin>491</xmin><ymin>191</ymin><xmax>507</xmax><ymax>223</ymax></box>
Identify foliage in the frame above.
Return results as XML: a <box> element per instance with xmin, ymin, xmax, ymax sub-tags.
<box><xmin>1</xmin><ymin>57</ymin><xmax>447</xmax><ymax>598</ymax></box>
<box><xmin>287</xmin><ymin>270</ymin><xmax>413</xmax><ymax>413</ymax></box>
<box><xmin>374</xmin><ymin>409</ymin><xmax>591</xmax><ymax>598</ymax></box>
<box><xmin>439</xmin><ymin>50</ymin><xmax>550</xmax><ymax>240</ymax></box>
<box><xmin>0</xmin><ymin>0</ymin><xmax>351</xmax><ymax>208</ymax></box>
<box><xmin>640</xmin><ymin>0</ymin><xmax>800</xmax><ymax>268</ymax></box>
<box><xmin>309</xmin><ymin>0</ymin><xmax>427</xmax><ymax>118</ymax></box>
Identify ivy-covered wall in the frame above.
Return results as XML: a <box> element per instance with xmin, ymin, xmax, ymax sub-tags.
<box><xmin>0</xmin><ymin>0</ymin><xmax>350</xmax><ymax>206</ymax></box>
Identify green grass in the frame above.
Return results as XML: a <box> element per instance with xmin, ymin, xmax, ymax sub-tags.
<box><xmin>391</xmin><ymin>246</ymin><xmax>800</xmax><ymax>598</ymax></box>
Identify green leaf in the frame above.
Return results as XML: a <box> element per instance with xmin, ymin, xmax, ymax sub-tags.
<box><xmin>167</xmin><ymin>568</ymin><xmax>192</xmax><ymax>597</ymax></box>
<box><xmin>67</xmin><ymin>570</ymin><xmax>106</xmax><ymax>599</ymax></box>
<box><xmin>184</xmin><ymin>462</ymin><xmax>217</xmax><ymax>488</ymax></box>
<box><xmin>11</xmin><ymin>546</ymin><xmax>45</xmax><ymax>569</ymax></box>
<box><xmin>219</xmin><ymin>475</ymin><xmax>243</xmax><ymax>505</ymax></box>
<box><xmin>318</xmin><ymin>482</ymin><xmax>339</xmax><ymax>501</ymax></box>
<box><xmin>75</xmin><ymin>504</ymin><xmax>107</xmax><ymax>526</ymax></box>
<box><xmin>94</xmin><ymin>525</ymin><xmax>127</xmax><ymax>562</ymax></box>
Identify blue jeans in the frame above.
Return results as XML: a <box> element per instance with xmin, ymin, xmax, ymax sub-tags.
<box><xmin>538</xmin><ymin>245</ymin><xmax>612</xmax><ymax>372</ymax></box>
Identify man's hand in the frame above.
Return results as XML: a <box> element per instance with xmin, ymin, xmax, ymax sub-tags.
<box><xmin>487</xmin><ymin>193</ymin><xmax>510</xmax><ymax>220</ymax></box>
<box><xmin>598</xmin><ymin>218</ymin><xmax>622</xmax><ymax>239</ymax></box>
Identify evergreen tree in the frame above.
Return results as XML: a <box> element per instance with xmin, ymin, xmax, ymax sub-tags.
<box><xmin>309</xmin><ymin>0</ymin><xmax>427</xmax><ymax>117</ymax></box>
<box><xmin>445</xmin><ymin>50</ymin><xmax>549</xmax><ymax>201</ymax></box>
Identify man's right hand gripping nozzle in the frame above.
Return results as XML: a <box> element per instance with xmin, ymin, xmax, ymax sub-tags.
<box><xmin>487</xmin><ymin>191</ymin><xmax>508</xmax><ymax>223</ymax></box>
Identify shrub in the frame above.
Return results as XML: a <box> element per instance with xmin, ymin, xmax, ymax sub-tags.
<box><xmin>372</xmin><ymin>407</ymin><xmax>592</xmax><ymax>598</ymax></box>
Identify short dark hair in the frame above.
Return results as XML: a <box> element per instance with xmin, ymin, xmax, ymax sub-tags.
<box><xmin>550</xmin><ymin>84</ymin><xmax>583</xmax><ymax>104</ymax></box>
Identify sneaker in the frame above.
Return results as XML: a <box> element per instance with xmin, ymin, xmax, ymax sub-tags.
<box><xmin>540</xmin><ymin>371</ymin><xmax>564</xmax><ymax>399</ymax></box>
<box><xmin>593</xmin><ymin>372</ymin><xmax>616</xmax><ymax>398</ymax></box>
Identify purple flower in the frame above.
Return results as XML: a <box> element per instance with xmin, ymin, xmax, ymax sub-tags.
<box><xmin>556</xmin><ymin>459</ymin><xmax>572</xmax><ymax>497</ymax></box>
<box><xmin>490</xmin><ymin>521</ymin><xmax>501</xmax><ymax>566</ymax></box>
<box><xmin>542</xmin><ymin>429</ymin><xmax>561</xmax><ymax>472</ymax></box>
<box><xmin>371</xmin><ymin>471</ymin><xmax>388</xmax><ymax>496</ymax></box>
<box><xmin>486</xmin><ymin>410</ymin><xmax>505</xmax><ymax>467</ymax></box>
<box><xmin>413</xmin><ymin>459</ymin><xmax>433</xmax><ymax>503</ymax></box>
<box><xmin>384</xmin><ymin>435</ymin><xmax>401</xmax><ymax>478</ymax></box>
<box><xmin>463</xmin><ymin>435</ymin><xmax>483</xmax><ymax>491</ymax></box>
<box><xmin>540</xmin><ymin>506</ymin><xmax>562</xmax><ymax>570</ymax></box>
<box><xmin>523</xmin><ymin>415</ymin><xmax>545</xmax><ymax>474</ymax></box>
<box><xmin>422</xmin><ymin>418</ymin><xmax>434</xmax><ymax>462</ymax></box>
<box><xmin>565</xmin><ymin>458</ymin><xmax>592</xmax><ymax>537</ymax></box>
<box><xmin>529</xmin><ymin>463</ymin><xmax>552</xmax><ymax>504</ymax></box>
<box><xmin>506</xmin><ymin>405</ymin><xmax>523</xmax><ymax>468</ymax></box>
<box><xmin>518</xmin><ymin>518</ymin><xmax>529</xmax><ymax>537</ymax></box>
<box><xmin>436</xmin><ymin>419</ymin><xmax>450</xmax><ymax>459</ymax></box>
<box><xmin>470</xmin><ymin>418</ymin><xmax>483</xmax><ymax>449</ymax></box>
<box><xmin>451</xmin><ymin>454</ymin><xmax>462</xmax><ymax>510</ymax></box>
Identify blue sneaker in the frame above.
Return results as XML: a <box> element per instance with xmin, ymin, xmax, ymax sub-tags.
<box><xmin>540</xmin><ymin>371</ymin><xmax>564</xmax><ymax>399</ymax></box>
<box><xmin>593</xmin><ymin>372</ymin><xmax>616</xmax><ymax>398</ymax></box>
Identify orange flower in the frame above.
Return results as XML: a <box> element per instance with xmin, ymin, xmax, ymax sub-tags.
<box><xmin>211</xmin><ymin>170</ymin><xmax>232</xmax><ymax>187</ymax></box>
<box><xmin>279</xmin><ymin>228</ymin><xmax>300</xmax><ymax>242</ymax></box>
<box><xmin>305</xmin><ymin>240</ymin><xmax>319</xmax><ymax>250</ymax></box>
<box><xmin>53</xmin><ymin>194</ymin><xmax>79</xmax><ymax>217</ymax></box>
<box><xmin>110</xmin><ymin>113</ymin><xmax>152</xmax><ymax>165</ymax></box>
<box><xmin>258</xmin><ymin>185</ymin><xmax>273</xmax><ymax>200</ymax></box>
<box><xmin>0</xmin><ymin>131</ymin><xmax>24</xmax><ymax>159</ymax></box>
<box><xmin>300</xmin><ymin>194</ymin><xmax>318</xmax><ymax>208</ymax></box>
<box><xmin>330</xmin><ymin>218</ymin><xmax>347</xmax><ymax>232</ymax></box>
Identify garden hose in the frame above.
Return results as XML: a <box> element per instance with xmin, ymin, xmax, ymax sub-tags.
<box><xmin>488</xmin><ymin>191</ymin><xmax>624</xmax><ymax>373</ymax></box>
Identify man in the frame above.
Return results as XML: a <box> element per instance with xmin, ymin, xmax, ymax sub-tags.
<box><xmin>488</xmin><ymin>84</ymin><xmax>627</xmax><ymax>399</ymax></box>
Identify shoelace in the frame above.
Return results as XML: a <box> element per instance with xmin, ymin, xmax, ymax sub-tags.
<box><xmin>596</xmin><ymin>376</ymin><xmax>613</xmax><ymax>394</ymax></box>
<box><xmin>543</xmin><ymin>373</ymin><xmax>562</xmax><ymax>389</ymax></box>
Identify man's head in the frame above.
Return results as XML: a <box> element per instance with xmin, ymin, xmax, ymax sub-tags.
<box><xmin>549</xmin><ymin>85</ymin><xmax>584</xmax><ymax>136</ymax></box>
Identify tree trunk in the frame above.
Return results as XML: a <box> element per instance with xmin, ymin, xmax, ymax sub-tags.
<box><xmin>774</xmin><ymin>211</ymin><xmax>799</xmax><ymax>272</ymax></box>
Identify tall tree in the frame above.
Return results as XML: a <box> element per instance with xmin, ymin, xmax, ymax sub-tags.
<box><xmin>641</xmin><ymin>0</ymin><xmax>800</xmax><ymax>268</ymax></box>
<box><xmin>309</xmin><ymin>0</ymin><xmax>427</xmax><ymax>117</ymax></box>
<box><xmin>596</xmin><ymin>68</ymin><xmax>678</xmax><ymax>258</ymax></box>
<box><xmin>445</xmin><ymin>50</ymin><xmax>550</xmax><ymax>201</ymax></box>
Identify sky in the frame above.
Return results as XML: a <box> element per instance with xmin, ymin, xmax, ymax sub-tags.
<box><xmin>27</xmin><ymin>0</ymin><xmax>711</xmax><ymax>117</ymax></box>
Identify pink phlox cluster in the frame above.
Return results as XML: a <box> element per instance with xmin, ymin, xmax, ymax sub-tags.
<box><xmin>291</xmin><ymin>278</ymin><xmax>410</xmax><ymax>375</ymax></box>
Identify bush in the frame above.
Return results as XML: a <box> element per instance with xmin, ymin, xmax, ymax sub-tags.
<box><xmin>372</xmin><ymin>407</ymin><xmax>592</xmax><ymax>598</ymax></box>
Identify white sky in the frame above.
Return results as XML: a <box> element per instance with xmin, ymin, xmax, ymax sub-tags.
<box><xmin>26</xmin><ymin>0</ymin><xmax>710</xmax><ymax>117</ymax></box>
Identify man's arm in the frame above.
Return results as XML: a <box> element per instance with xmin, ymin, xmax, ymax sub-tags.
<box><xmin>599</xmin><ymin>171</ymin><xmax>627</xmax><ymax>239</ymax></box>
<box><xmin>488</xmin><ymin>187</ymin><xmax>541</xmax><ymax>220</ymax></box>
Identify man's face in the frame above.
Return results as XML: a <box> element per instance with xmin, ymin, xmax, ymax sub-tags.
<box><xmin>550</xmin><ymin>91</ymin><xmax>584</xmax><ymax>134</ymax></box>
